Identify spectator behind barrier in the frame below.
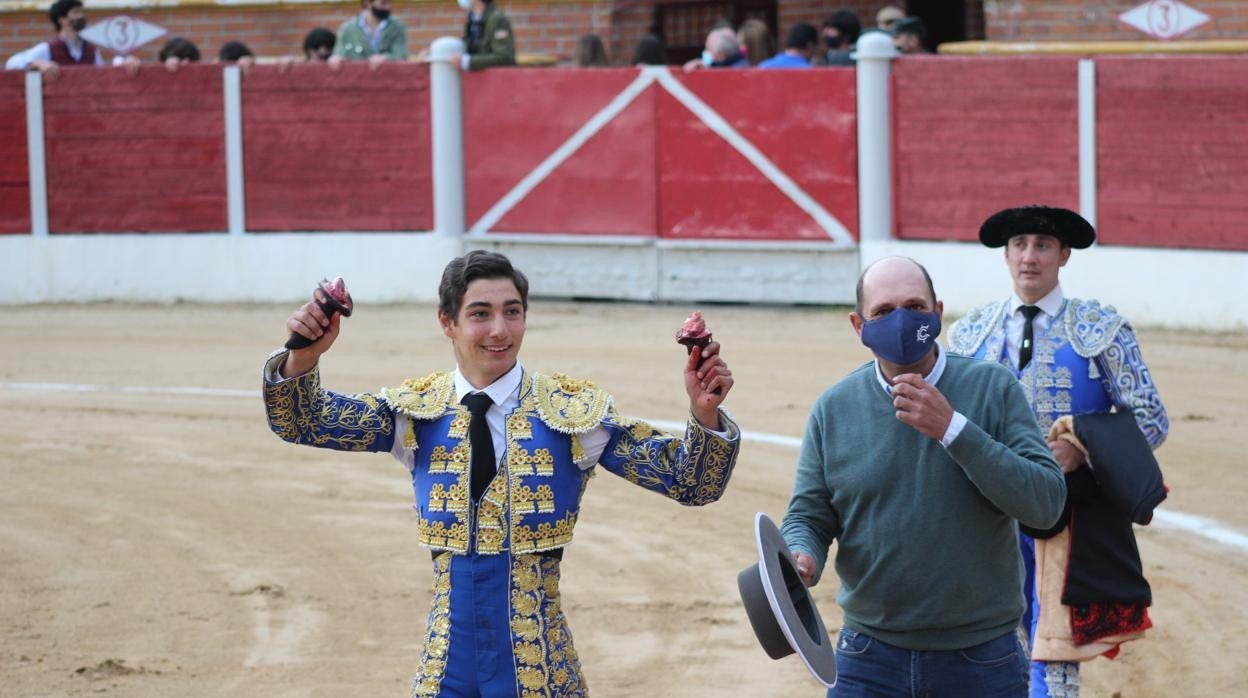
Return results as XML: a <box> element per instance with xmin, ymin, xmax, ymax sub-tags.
<box><xmin>758</xmin><ymin>22</ymin><xmax>819</xmax><ymax>70</ymax></box>
<box><xmin>574</xmin><ymin>34</ymin><xmax>608</xmax><ymax>66</ymax></box>
<box><xmin>4</xmin><ymin>0</ymin><xmax>109</xmax><ymax>80</ymax></box>
<box><xmin>876</xmin><ymin>5</ymin><xmax>904</xmax><ymax>32</ymax></box>
<box><xmin>894</xmin><ymin>17</ymin><xmax>932</xmax><ymax>54</ymax></box>
<box><xmin>821</xmin><ymin>8</ymin><xmax>861</xmax><ymax>66</ymax></box>
<box><xmin>737</xmin><ymin>18</ymin><xmax>774</xmax><ymax>67</ymax></box>
<box><xmin>631</xmin><ymin>33</ymin><xmax>665</xmax><ymax>66</ymax></box>
<box><xmin>218</xmin><ymin>40</ymin><xmax>255</xmax><ymax>72</ymax></box>
<box><xmin>683</xmin><ymin>26</ymin><xmax>748</xmax><ymax>72</ymax></box>
<box><xmin>158</xmin><ymin>37</ymin><xmax>201</xmax><ymax>73</ymax></box>
<box><xmin>303</xmin><ymin>27</ymin><xmax>336</xmax><ymax>61</ymax></box>
<box><xmin>329</xmin><ymin>0</ymin><xmax>408</xmax><ymax>70</ymax></box>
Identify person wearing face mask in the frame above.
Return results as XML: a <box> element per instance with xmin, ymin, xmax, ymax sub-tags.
<box><xmin>781</xmin><ymin>256</ymin><xmax>1065</xmax><ymax>697</ymax></box>
<box><xmin>330</xmin><ymin>0</ymin><xmax>407</xmax><ymax>68</ymax></box>
<box><xmin>682</xmin><ymin>26</ymin><xmax>748</xmax><ymax>72</ymax></box>
<box><xmin>949</xmin><ymin>207</ymin><xmax>1168</xmax><ymax>698</ymax></box>
<box><xmin>5</xmin><ymin>0</ymin><xmax>104</xmax><ymax>77</ymax></box>
<box><xmin>819</xmin><ymin>8</ymin><xmax>861</xmax><ymax>67</ymax></box>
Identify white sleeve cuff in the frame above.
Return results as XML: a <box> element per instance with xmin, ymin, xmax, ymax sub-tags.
<box><xmin>940</xmin><ymin>411</ymin><xmax>968</xmax><ymax>448</ymax></box>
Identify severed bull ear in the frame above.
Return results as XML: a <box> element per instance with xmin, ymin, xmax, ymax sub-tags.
<box><xmin>285</xmin><ymin>277</ymin><xmax>353</xmax><ymax>350</ymax></box>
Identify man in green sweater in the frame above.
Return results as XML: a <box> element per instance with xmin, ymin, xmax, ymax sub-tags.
<box><xmin>781</xmin><ymin>256</ymin><xmax>1066</xmax><ymax>697</ymax></box>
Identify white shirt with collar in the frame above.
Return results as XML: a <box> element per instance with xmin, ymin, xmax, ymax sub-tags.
<box><xmin>871</xmin><ymin>343</ymin><xmax>967</xmax><ymax>448</ymax></box>
<box><xmin>1003</xmin><ymin>285</ymin><xmax>1064</xmax><ymax>370</ymax></box>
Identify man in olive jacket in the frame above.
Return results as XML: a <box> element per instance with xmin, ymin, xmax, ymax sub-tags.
<box><xmin>331</xmin><ymin>0</ymin><xmax>408</xmax><ymax>67</ymax></box>
<box><xmin>461</xmin><ymin>0</ymin><xmax>515</xmax><ymax>69</ymax></box>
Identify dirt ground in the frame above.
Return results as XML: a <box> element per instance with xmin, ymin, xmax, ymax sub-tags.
<box><xmin>2</xmin><ymin>301</ymin><xmax>1246</xmax><ymax>698</ymax></box>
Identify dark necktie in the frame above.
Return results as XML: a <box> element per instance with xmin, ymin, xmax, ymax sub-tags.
<box><xmin>461</xmin><ymin>392</ymin><xmax>495</xmax><ymax>502</ymax></box>
<box><xmin>1018</xmin><ymin>305</ymin><xmax>1043</xmax><ymax>371</ymax></box>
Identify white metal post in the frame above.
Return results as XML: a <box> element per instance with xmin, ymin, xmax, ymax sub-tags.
<box><xmin>223</xmin><ymin>65</ymin><xmax>246</xmax><ymax>235</ymax></box>
<box><xmin>25</xmin><ymin>71</ymin><xmax>49</xmax><ymax>237</ymax></box>
<box><xmin>854</xmin><ymin>32</ymin><xmax>898</xmax><ymax>244</ymax></box>
<box><xmin>430</xmin><ymin>37</ymin><xmax>466</xmax><ymax>236</ymax></box>
<box><xmin>1078</xmin><ymin>59</ymin><xmax>1097</xmax><ymax>233</ymax></box>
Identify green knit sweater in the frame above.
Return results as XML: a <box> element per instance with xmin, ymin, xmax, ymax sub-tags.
<box><xmin>781</xmin><ymin>354</ymin><xmax>1064</xmax><ymax>651</ymax></box>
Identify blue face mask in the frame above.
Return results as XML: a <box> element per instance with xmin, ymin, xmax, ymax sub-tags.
<box><xmin>701</xmin><ymin>50</ymin><xmax>715</xmax><ymax>67</ymax></box>
<box><xmin>859</xmin><ymin>308</ymin><xmax>941</xmax><ymax>366</ymax></box>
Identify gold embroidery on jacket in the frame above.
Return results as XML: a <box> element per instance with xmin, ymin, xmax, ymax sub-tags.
<box><xmin>410</xmin><ymin>554</ymin><xmax>452</xmax><ymax>697</ymax></box>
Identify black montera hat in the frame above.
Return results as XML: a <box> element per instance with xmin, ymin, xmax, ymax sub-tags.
<box><xmin>978</xmin><ymin>205</ymin><xmax>1096</xmax><ymax>249</ymax></box>
<box><xmin>737</xmin><ymin>512</ymin><xmax>837</xmax><ymax>687</ymax></box>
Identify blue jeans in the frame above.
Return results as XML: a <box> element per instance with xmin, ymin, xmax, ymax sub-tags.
<box><xmin>828</xmin><ymin>628</ymin><xmax>1028</xmax><ymax>698</ymax></box>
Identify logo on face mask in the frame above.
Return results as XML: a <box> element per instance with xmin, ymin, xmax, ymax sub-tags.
<box><xmin>860</xmin><ymin>308</ymin><xmax>941</xmax><ymax>366</ymax></box>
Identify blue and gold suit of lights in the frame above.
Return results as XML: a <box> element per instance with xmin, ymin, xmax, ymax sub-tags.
<box><xmin>262</xmin><ymin>355</ymin><xmax>741</xmax><ymax>697</ymax></box>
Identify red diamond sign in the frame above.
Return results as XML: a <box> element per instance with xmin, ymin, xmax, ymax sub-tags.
<box><xmin>1119</xmin><ymin>0</ymin><xmax>1210</xmax><ymax>40</ymax></box>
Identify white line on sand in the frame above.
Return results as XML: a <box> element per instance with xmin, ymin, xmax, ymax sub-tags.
<box><xmin>4</xmin><ymin>381</ymin><xmax>1243</xmax><ymax>552</ymax></box>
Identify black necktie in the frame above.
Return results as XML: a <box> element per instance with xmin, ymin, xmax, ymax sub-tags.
<box><xmin>461</xmin><ymin>392</ymin><xmax>495</xmax><ymax>502</ymax></box>
<box><xmin>1019</xmin><ymin>305</ymin><xmax>1043</xmax><ymax>371</ymax></box>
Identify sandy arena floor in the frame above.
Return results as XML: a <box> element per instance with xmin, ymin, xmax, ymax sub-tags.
<box><xmin>1</xmin><ymin>301</ymin><xmax>1245</xmax><ymax>697</ymax></box>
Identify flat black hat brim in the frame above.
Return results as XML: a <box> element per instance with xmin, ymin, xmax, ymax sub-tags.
<box><xmin>979</xmin><ymin>206</ymin><xmax>1095</xmax><ymax>249</ymax></box>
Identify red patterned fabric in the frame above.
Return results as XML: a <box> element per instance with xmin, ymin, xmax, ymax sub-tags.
<box><xmin>1070</xmin><ymin>601</ymin><xmax>1152</xmax><ymax>647</ymax></box>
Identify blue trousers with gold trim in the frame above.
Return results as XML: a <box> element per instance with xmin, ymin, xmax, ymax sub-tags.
<box><xmin>412</xmin><ymin>552</ymin><xmax>587</xmax><ymax>697</ymax></box>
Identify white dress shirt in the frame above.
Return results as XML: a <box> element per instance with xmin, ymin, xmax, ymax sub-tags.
<box><xmin>872</xmin><ymin>343</ymin><xmax>967</xmax><ymax>447</ymax></box>
<box><xmin>1003</xmin><ymin>286</ymin><xmax>1064</xmax><ymax>370</ymax></box>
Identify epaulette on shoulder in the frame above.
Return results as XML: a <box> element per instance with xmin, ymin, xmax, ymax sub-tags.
<box><xmin>1063</xmin><ymin>298</ymin><xmax>1128</xmax><ymax>358</ymax></box>
<box><xmin>947</xmin><ymin>300</ymin><xmax>1007</xmax><ymax>357</ymax></box>
<box><xmin>379</xmin><ymin>371</ymin><xmax>454</xmax><ymax>419</ymax></box>
<box><xmin>532</xmin><ymin>372</ymin><xmax>613</xmax><ymax>435</ymax></box>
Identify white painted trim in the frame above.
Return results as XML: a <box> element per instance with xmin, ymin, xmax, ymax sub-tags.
<box><xmin>223</xmin><ymin>65</ymin><xmax>246</xmax><ymax>236</ymax></box>
<box><xmin>463</xmin><ymin>232</ymin><xmax>653</xmax><ymax>247</ymax></box>
<box><xmin>24</xmin><ymin>70</ymin><xmax>48</xmax><ymax>237</ymax></box>
<box><xmin>3</xmin><ymin>380</ymin><xmax>1244</xmax><ymax>553</ymax></box>
<box><xmin>430</xmin><ymin>37</ymin><xmax>466</xmax><ymax>236</ymax></box>
<box><xmin>656</xmin><ymin>238</ymin><xmax>849</xmax><ymax>252</ymax></box>
<box><xmin>1078</xmin><ymin>59</ymin><xmax>1097</xmax><ymax>231</ymax></box>
<box><xmin>853</xmin><ymin>31</ymin><xmax>898</xmax><ymax>245</ymax></box>
<box><xmin>860</xmin><ymin>238</ymin><xmax>1248</xmax><ymax>331</ymax></box>
<box><xmin>652</xmin><ymin>69</ymin><xmax>855</xmax><ymax>246</ymax></box>
<box><xmin>468</xmin><ymin>69</ymin><xmax>656</xmax><ymax>235</ymax></box>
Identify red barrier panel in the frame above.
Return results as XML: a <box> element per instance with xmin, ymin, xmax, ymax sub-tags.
<box><xmin>1097</xmin><ymin>56</ymin><xmax>1248</xmax><ymax>251</ymax></box>
<box><xmin>463</xmin><ymin>68</ymin><xmax>858</xmax><ymax>242</ymax></box>
<box><xmin>894</xmin><ymin>57</ymin><xmax>1080</xmax><ymax>241</ymax></box>
<box><xmin>464</xmin><ymin>68</ymin><xmax>656</xmax><ymax>236</ymax></box>
<box><xmin>42</xmin><ymin>64</ymin><xmax>226</xmax><ymax>233</ymax></box>
<box><xmin>0</xmin><ymin>72</ymin><xmax>29</xmax><ymax>235</ymax></box>
<box><xmin>657</xmin><ymin>69</ymin><xmax>857</xmax><ymax>241</ymax></box>
<box><xmin>243</xmin><ymin>63</ymin><xmax>433</xmax><ymax>232</ymax></box>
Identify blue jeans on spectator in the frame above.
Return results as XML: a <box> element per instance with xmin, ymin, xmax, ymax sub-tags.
<box><xmin>828</xmin><ymin>627</ymin><xmax>1028</xmax><ymax>698</ymax></box>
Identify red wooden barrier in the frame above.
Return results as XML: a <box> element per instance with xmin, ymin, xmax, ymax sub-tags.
<box><xmin>464</xmin><ymin>68</ymin><xmax>657</xmax><ymax>236</ymax></box>
<box><xmin>1097</xmin><ymin>56</ymin><xmax>1248</xmax><ymax>251</ymax></box>
<box><xmin>0</xmin><ymin>72</ymin><xmax>29</xmax><ymax>234</ymax></box>
<box><xmin>242</xmin><ymin>63</ymin><xmax>433</xmax><ymax>232</ymax></box>
<box><xmin>42</xmin><ymin>64</ymin><xmax>226</xmax><ymax>233</ymax></box>
<box><xmin>893</xmin><ymin>56</ymin><xmax>1080</xmax><ymax>241</ymax></box>
<box><xmin>658</xmin><ymin>69</ymin><xmax>858</xmax><ymax>241</ymax></box>
<box><xmin>463</xmin><ymin>68</ymin><xmax>859</xmax><ymax>241</ymax></box>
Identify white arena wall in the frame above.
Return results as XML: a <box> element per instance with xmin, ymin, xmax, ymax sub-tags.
<box><xmin>2</xmin><ymin>233</ymin><xmax>1246</xmax><ymax>332</ymax></box>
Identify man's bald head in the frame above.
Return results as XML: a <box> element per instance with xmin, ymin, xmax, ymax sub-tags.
<box><xmin>854</xmin><ymin>257</ymin><xmax>937</xmax><ymax>318</ymax></box>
